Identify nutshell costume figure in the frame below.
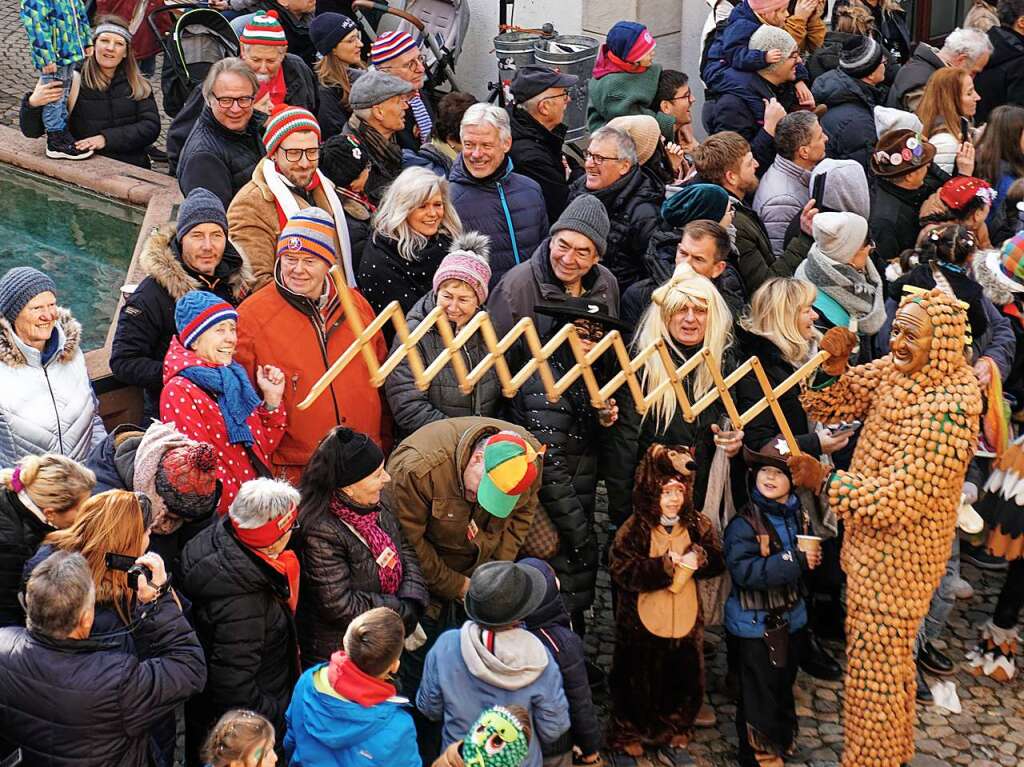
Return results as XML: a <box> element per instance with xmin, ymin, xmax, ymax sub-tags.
<box><xmin>607</xmin><ymin>444</ymin><xmax>725</xmax><ymax>761</ymax></box>
<box><xmin>790</xmin><ymin>289</ymin><xmax>981</xmax><ymax>767</ymax></box>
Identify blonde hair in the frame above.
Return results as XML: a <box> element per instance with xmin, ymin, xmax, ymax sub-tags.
<box><xmin>372</xmin><ymin>167</ymin><xmax>462</xmax><ymax>260</ymax></box>
<box><xmin>0</xmin><ymin>454</ymin><xmax>95</xmax><ymax>512</ymax></box>
<box><xmin>834</xmin><ymin>1</ymin><xmax>876</xmax><ymax>34</ymax></box>
<box><xmin>45</xmin><ymin>490</ymin><xmax>151</xmax><ymax>625</ymax></box>
<box><xmin>741</xmin><ymin>278</ymin><xmax>821</xmax><ymax>366</ymax></box>
<box><xmin>917</xmin><ymin>67</ymin><xmax>972</xmax><ymax>142</ymax></box>
<box><xmin>634</xmin><ymin>263</ymin><xmax>734</xmax><ymax>431</ymax></box>
<box><xmin>82</xmin><ymin>15</ymin><xmax>152</xmax><ymax>100</ymax></box>
<box><xmin>201</xmin><ymin>710</ymin><xmax>275</xmax><ymax>767</ymax></box>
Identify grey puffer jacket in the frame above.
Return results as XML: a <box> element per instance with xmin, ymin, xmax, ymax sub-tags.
<box><xmin>752</xmin><ymin>156</ymin><xmax>811</xmax><ymax>257</ymax></box>
<box><xmin>0</xmin><ymin>310</ymin><xmax>105</xmax><ymax>468</ymax></box>
<box><xmin>384</xmin><ymin>292</ymin><xmax>503</xmax><ymax>440</ymax></box>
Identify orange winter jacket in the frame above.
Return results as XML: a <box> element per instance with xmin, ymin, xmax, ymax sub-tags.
<box><xmin>235</xmin><ymin>278</ymin><xmax>387</xmax><ymax>483</ymax></box>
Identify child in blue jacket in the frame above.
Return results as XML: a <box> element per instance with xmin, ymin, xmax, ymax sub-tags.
<box><xmin>285</xmin><ymin>607</ymin><xmax>421</xmax><ymax>767</ymax></box>
<box><xmin>19</xmin><ymin>0</ymin><xmax>93</xmax><ymax>159</ymax></box>
<box><xmin>724</xmin><ymin>439</ymin><xmax>819</xmax><ymax>767</ymax></box>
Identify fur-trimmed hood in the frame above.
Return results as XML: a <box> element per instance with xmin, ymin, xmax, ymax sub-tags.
<box><xmin>0</xmin><ymin>308</ymin><xmax>81</xmax><ymax>368</ymax></box>
<box><xmin>140</xmin><ymin>224</ymin><xmax>252</xmax><ymax>302</ymax></box>
<box><xmin>974</xmin><ymin>250</ymin><xmax>1016</xmax><ymax>307</ymax></box>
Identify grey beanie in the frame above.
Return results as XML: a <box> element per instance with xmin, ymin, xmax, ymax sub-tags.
<box><xmin>810</xmin><ymin>158</ymin><xmax>871</xmax><ymax>220</ymax></box>
<box><xmin>811</xmin><ymin>212</ymin><xmax>869</xmax><ymax>265</ymax></box>
<box><xmin>748</xmin><ymin>24</ymin><xmax>798</xmax><ymax>69</ymax></box>
<box><xmin>176</xmin><ymin>187</ymin><xmax>227</xmax><ymax>245</ymax></box>
<box><xmin>0</xmin><ymin>266</ymin><xmax>57</xmax><ymax>325</ymax></box>
<box><xmin>350</xmin><ymin>70</ymin><xmax>414</xmax><ymax>111</ymax></box>
<box><xmin>550</xmin><ymin>194</ymin><xmax>611</xmax><ymax>257</ymax></box>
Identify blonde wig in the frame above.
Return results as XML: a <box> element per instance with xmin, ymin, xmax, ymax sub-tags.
<box><xmin>634</xmin><ymin>263</ymin><xmax>734</xmax><ymax>431</ymax></box>
<box><xmin>741</xmin><ymin>277</ymin><xmax>821</xmax><ymax>367</ymax></box>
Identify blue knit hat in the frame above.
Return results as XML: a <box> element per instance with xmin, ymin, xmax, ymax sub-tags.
<box><xmin>605</xmin><ymin>21</ymin><xmax>655</xmax><ymax>62</ymax></box>
<box><xmin>0</xmin><ymin>267</ymin><xmax>57</xmax><ymax>325</ymax></box>
<box><xmin>176</xmin><ymin>187</ymin><xmax>227</xmax><ymax>245</ymax></box>
<box><xmin>174</xmin><ymin>290</ymin><xmax>238</xmax><ymax>349</ymax></box>
<box><xmin>661</xmin><ymin>184</ymin><xmax>730</xmax><ymax>228</ymax></box>
<box><xmin>309</xmin><ymin>12</ymin><xmax>359</xmax><ymax>56</ymax></box>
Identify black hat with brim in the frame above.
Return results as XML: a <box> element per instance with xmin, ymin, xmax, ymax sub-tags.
<box><xmin>534</xmin><ymin>298</ymin><xmax>632</xmax><ymax>334</ymax></box>
<box><xmin>464</xmin><ymin>561</ymin><xmax>549</xmax><ymax>628</ymax></box>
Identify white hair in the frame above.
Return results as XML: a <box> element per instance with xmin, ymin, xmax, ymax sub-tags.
<box><xmin>460</xmin><ymin>103</ymin><xmax>512</xmax><ymax>143</ymax></box>
<box><xmin>941</xmin><ymin>27</ymin><xmax>994</xmax><ymax>61</ymax></box>
<box><xmin>229</xmin><ymin>478</ymin><xmax>300</xmax><ymax>529</ymax></box>
<box><xmin>372</xmin><ymin>167</ymin><xmax>463</xmax><ymax>260</ymax></box>
<box><xmin>590</xmin><ymin>125</ymin><xmax>638</xmax><ymax>166</ymax></box>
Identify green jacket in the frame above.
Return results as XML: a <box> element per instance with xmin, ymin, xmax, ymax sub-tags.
<box><xmin>20</xmin><ymin>0</ymin><xmax>91</xmax><ymax>70</ymax></box>
<box><xmin>586</xmin><ymin>64</ymin><xmax>676</xmax><ymax>140</ymax></box>
<box><xmin>732</xmin><ymin>199</ymin><xmax>804</xmax><ymax>294</ymax></box>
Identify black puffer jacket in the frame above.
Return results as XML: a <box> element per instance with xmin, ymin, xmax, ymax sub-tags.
<box><xmin>384</xmin><ymin>292</ymin><xmax>503</xmax><ymax>440</ymax></box>
<box><xmin>176</xmin><ymin>106</ymin><xmax>266</xmax><ymax>208</ymax></box>
<box><xmin>295</xmin><ymin>500</ymin><xmax>428</xmax><ymax>668</ymax></box>
<box><xmin>508</xmin><ymin>348</ymin><xmax>602</xmax><ymax>614</ymax></box>
<box><xmin>19</xmin><ymin>69</ymin><xmax>160</xmax><ymax>168</ymax></box>
<box><xmin>110</xmin><ymin>225</ymin><xmax>251</xmax><ymax>416</ymax></box>
<box><xmin>568</xmin><ymin>165</ymin><xmax>664</xmax><ymax>293</ymax></box>
<box><xmin>508</xmin><ymin>106</ymin><xmax>573</xmax><ymax>222</ymax></box>
<box><xmin>813</xmin><ymin>69</ymin><xmax>880</xmax><ymax>171</ymax></box>
<box><xmin>167</xmin><ymin>54</ymin><xmax>315</xmax><ymax>173</ymax></box>
<box><xmin>179</xmin><ymin>516</ymin><xmax>299</xmax><ymax>736</ymax></box>
<box><xmin>869</xmin><ymin>177</ymin><xmax>931</xmax><ymax>268</ymax></box>
<box><xmin>357</xmin><ymin>233</ymin><xmax>452</xmax><ymax>318</ymax></box>
<box><xmin>317</xmin><ymin>81</ymin><xmax>351</xmax><ymax>140</ymax></box>
<box><xmin>0</xmin><ymin>592</ymin><xmax>205</xmax><ymax>767</ymax></box>
<box><xmin>0</xmin><ymin>489</ymin><xmax>52</xmax><ymax>627</ymax></box>
<box><xmin>976</xmin><ymin>25</ymin><xmax>1024</xmax><ymax>123</ymax></box>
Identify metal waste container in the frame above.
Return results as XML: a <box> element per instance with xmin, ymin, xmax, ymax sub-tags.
<box><xmin>533</xmin><ymin>35</ymin><xmax>599</xmax><ymax>145</ymax></box>
<box><xmin>493</xmin><ymin>31</ymin><xmax>544</xmax><ymax>104</ymax></box>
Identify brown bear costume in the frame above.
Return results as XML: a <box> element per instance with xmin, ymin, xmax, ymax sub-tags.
<box><xmin>792</xmin><ymin>290</ymin><xmax>981</xmax><ymax>767</ymax></box>
<box><xmin>607</xmin><ymin>444</ymin><xmax>725</xmax><ymax>756</ymax></box>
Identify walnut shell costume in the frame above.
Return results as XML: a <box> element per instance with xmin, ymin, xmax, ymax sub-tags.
<box><xmin>800</xmin><ymin>290</ymin><xmax>981</xmax><ymax>767</ymax></box>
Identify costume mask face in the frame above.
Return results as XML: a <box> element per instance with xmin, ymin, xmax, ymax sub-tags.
<box><xmin>461</xmin><ymin>707</ymin><xmax>529</xmax><ymax>767</ymax></box>
<box><xmin>890</xmin><ymin>301</ymin><xmax>934</xmax><ymax>375</ymax></box>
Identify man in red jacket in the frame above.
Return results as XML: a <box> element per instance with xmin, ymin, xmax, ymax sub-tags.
<box><xmin>235</xmin><ymin>206</ymin><xmax>387</xmax><ymax>483</ymax></box>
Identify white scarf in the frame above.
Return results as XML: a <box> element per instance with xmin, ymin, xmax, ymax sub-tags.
<box><xmin>260</xmin><ymin>158</ymin><xmax>358</xmax><ymax>288</ymax></box>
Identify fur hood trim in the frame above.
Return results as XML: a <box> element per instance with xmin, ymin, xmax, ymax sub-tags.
<box><xmin>140</xmin><ymin>224</ymin><xmax>253</xmax><ymax>301</ymax></box>
<box><xmin>0</xmin><ymin>308</ymin><xmax>81</xmax><ymax>368</ymax></box>
<box><xmin>974</xmin><ymin>250</ymin><xmax>1016</xmax><ymax>306</ymax></box>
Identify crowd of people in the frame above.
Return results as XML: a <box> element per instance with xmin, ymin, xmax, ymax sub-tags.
<box><xmin>4</xmin><ymin>0</ymin><xmax>1024</xmax><ymax>765</ymax></box>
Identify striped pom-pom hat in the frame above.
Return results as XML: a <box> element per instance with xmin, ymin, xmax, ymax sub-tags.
<box><xmin>239</xmin><ymin>10</ymin><xmax>288</xmax><ymax>47</ymax></box>
<box><xmin>175</xmin><ymin>291</ymin><xmax>239</xmax><ymax>349</ymax></box>
<box><xmin>370</xmin><ymin>30</ymin><xmax>419</xmax><ymax>65</ymax></box>
<box><xmin>276</xmin><ymin>207</ymin><xmax>337</xmax><ymax>266</ymax></box>
<box><xmin>263</xmin><ymin>103</ymin><xmax>321</xmax><ymax>157</ymax></box>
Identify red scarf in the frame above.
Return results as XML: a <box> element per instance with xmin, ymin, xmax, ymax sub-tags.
<box><xmin>339</xmin><ymin>186</ymin><xmax>377</xmax><ymax>214</ymax></box>
<box><xmin>256</xmin><ymin>67</ymin><xmax>288</xmax><ymax>109</ymax></box>
<box><xmin>273</xmin><ymin>167</ymin><xmax>322</xmax><ymax>229</ymax></box>
<box><xmin>252</xmin><ymin>548</ymin><xmax>300</xmax><ymax>614</ymax></box>
<box><xmin>592</xmin><ymin>45</ymin><xmax>650</xmax><ymax>79</ymax></box>
<box><xmin>326</xmin><ymin>651</ymin><xmax>396</xmax><ymax>706</ymax></box>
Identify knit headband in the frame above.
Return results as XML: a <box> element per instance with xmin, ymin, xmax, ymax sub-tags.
<box><xmin>94</xmin><ymin>22</ymin><xmax>132</xmax><ymax>43</ymax></box>
<box><xmin>180</xmin><ymin>301</ymin><xmax>238</xmax><ymax>349</ymax></box>
<box><xmin>232</xmin><ymin>504</ymin><xmax>297</xmax><ymax>549</ymax></box>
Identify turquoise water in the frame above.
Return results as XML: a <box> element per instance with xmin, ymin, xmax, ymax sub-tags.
<box><xmin>0</xmin><ymin>165</ymin><xmax>144</xmax><ymax>350</ymax></box>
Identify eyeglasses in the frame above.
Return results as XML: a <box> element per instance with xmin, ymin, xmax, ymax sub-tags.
<box><xmin>210</xmin><ymin>93</ymin><xmax>255</xmax><ymax>109</ymax></box>
<box><xmin>539</xmin><ymin>91</ymin><xmax>571</xmax><ymax>104</ymax></box>
<box><xmin>666</xmin><ymin>91</ymin><xmax>694</xmax><ymax>104</ymax></box>
<box><xmin>384</xmin><ymin>55</ymin><xmax>426</xmax><ymax>73</ymax></box>
<box><xmin>584</xmin><ymin>151</ymin><xmax>621</xmax><ymax>165</ymax></box>
<box><xmin>279</xmin><ymin>146</ymin><xmax>321</xmax><ymax>162</ymax></box>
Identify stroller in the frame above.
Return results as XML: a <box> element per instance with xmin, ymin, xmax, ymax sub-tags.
<box><xmin>351</xmin><ymin>0</ymin><xmax>469</xmax><ymax>95</ymax></box>
<box><xmin>149</xmin><ymin>4</ymin><xmax>240</xmax><ymax>118</ymax></box>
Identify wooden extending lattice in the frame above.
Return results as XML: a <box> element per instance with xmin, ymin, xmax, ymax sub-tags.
<box><xmin>298</xmin><ymin>267</ymin><xmax>829</xmax><ymax>456</ymax></box>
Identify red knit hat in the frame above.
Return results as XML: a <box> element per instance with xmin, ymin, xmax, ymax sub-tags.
<box><xmin>938</xmin><ymin>176</ymin><xmax>997</xmax><ymax>211</ymax></box>
<box><xmin>239</xmin><ymin>11</ymin><xmax>288</xmax><ymax>47</ymax></box>
<box><xmin>155</xmin><ymin>443</ymin><xmax>219</xmax><ymax>520</ymax></box>
<box><xmin>263</xmin><ymin>103</ymin><xmax>321</xmax><ymax>157</ymax></box>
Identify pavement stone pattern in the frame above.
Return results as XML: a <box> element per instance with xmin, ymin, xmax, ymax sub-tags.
<box><xmin>1</xmin><ymin>5</ymin><xmax>1021</xmax><ymax>765</ymax></box>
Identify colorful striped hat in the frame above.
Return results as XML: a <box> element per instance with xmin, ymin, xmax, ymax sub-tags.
<box><xmin>276</xmin><ymin>207</ymin><xmax>337</xmax><ymax>266</ymax></box>
<box><xmin>370</xmin><ymin>30</ymin><xmax>419</xmax><ymax>65</ymax></box>
<box><xmin>239</xmin><ymin>11</ymin><xmax>288</xmax><ymax>47</ymax></box>
<box><xmin>263</xmin><ymin>104</ymin><xmax>321</xmax><ymax>157</ymax></box>
<box><xmin>987</xmin><ymin>232</ymin><xmax>1024</xmax><ymax>294</ymax></box>
<box><xmin>175</xmin><ymin>291</ymin><xmax>239</xmax><ymax>349</ymax></box>
<box><xmin>477</xmin><ymin>432</ymin><xmax>542</xmax><ymax>519</ymax></box>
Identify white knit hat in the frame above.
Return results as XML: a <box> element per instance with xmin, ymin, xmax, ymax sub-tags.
<box><xmin>811</xmin><ymin>212</ymin><xmax>869</xmax><ymax>265</ymax></box>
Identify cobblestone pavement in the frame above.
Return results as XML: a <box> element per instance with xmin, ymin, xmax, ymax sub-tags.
<box><xmin>1</xmin><ymin>5</ymin><xmax>1022</xmax><ymax>765</ymax></box>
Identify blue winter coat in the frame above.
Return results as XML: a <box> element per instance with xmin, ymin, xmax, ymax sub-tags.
<box><xmin>416</xmin><ymin>627</ymin><xmax>570</xmax><ymax>767</ymax></box>
<box><xmin>449</xmin><ymin>156</ymin><xmax>549</xmax><ymax>288</ymax></box>
<box><xmin>703</xmin><ymin>1</ymin><xmax>809</xmax><ymax>92</ymax></box>
<box><xmin>284</xmin><ymin>665</ymin><xmax>421</xmax><ymax>767</ymax></box>
<box><xmin>723</xmin><ymin>498</ymin><xmax>808</xmax><ymax>639</ymax></box>
<box><xmin>812</xmin><ymin>69</ymin><xmax>880</xmax><ymax>172</ymax></box>
<box><xmin>702</xmin><ymin>68</ymin><xmax>778</xmax><ymax>173</ymax></box>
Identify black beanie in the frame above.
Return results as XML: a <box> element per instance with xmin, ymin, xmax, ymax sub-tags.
<box><xmin>332</xmin><ymin>427</ymin><xmax>385</xmax><ymax>488</ymax></box>
<box><xmin>839</xmin><ymin>35</ymin><xmax>883</xmax><ymax>80</ymax></box>
<box><xmin>320</xmin><ymin>134</ymin><xmax>371</xmax><ymax>190</ymax></box>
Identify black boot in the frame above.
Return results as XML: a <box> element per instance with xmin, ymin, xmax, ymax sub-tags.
<box><xmin>916</xmin><ymin>663</ymin><xmax>933</xmax><ymax>703</ymax></box>
<box><xmin>918</xmin><ymin>640</ymin><xmax>954</xmax><ymax>676</ymax></box>
<box><xmin>800</xmin><ymin>632</ymin><xmax>843</xmax><ymax>681</ymax></box>
<box><xmin>46</xmin><ymin>130</ymin><xmax>93</xmax><ymax>160</ymax></box>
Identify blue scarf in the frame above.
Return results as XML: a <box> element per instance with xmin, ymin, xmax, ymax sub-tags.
<box><xmin>751</xmin><ymin>488</ymin><xmax>801</xmax><ymax>518</ymax></box>
<box><xmin>179</xmin><ymin>362</ymin><xmax>262</xmax><ymax>446</ymax></box>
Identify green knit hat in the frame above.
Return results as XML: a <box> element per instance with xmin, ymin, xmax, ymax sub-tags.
<box><xmin>461</xmin><ymin>707</ymin><xmax>530</xmax><ymax>767</ymax></box>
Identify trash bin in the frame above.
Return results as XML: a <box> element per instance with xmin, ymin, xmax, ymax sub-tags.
<box><xmin>533</xmin><ymin>35</ymin><xmax>599</xmax><ymax>145</ymax></box>
<box><xmin>493</xmin><ymin>31</ymin><xmax>544</xmax><ymax>104</ymax></box>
